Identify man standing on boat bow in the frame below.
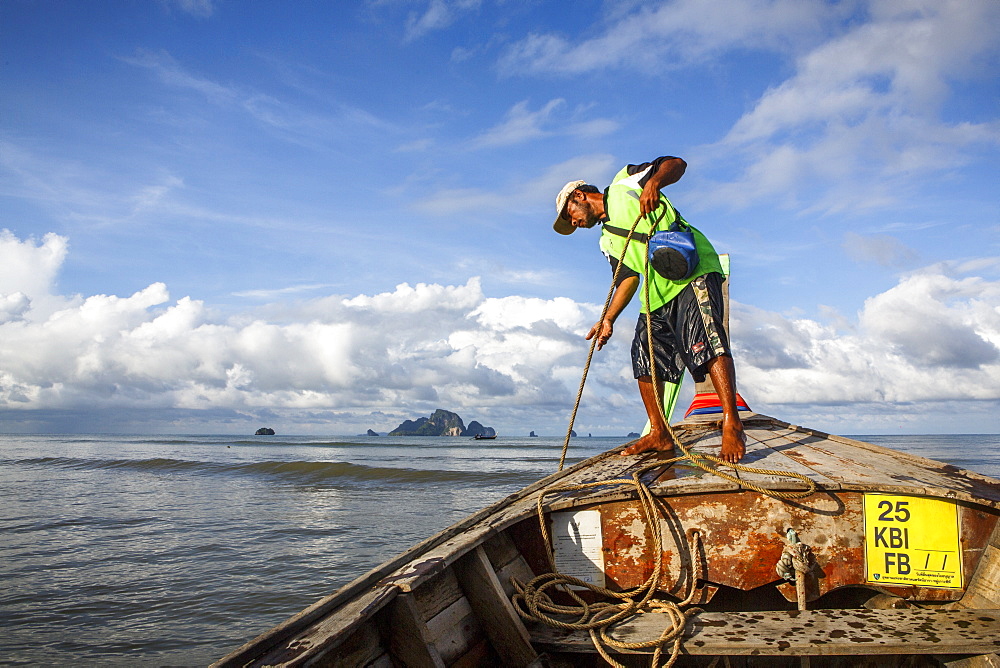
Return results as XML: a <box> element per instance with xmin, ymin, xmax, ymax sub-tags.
<box><xmin>553</xmin><ymin>156</ymin><xmax>745</xmax><ymax>464</ymax></box>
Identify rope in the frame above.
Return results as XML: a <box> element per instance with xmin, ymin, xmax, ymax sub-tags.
<box><xmin>776</xmin><ymin>529</ymin><xmax>816</xmax><ymax>611</ymax></box>
<box><xmin>559</xmin><ymin>211</ymin><xmax>647</xmax><ymax>471</ymax></box>
<box><xmin>514</xmin><ymin>448</ymin><xmax>816</xmax><ymax>665</ymax></box>
<box><xmin>533</xmin><ymin>200</ymin><xmax>820</xmax><ymax>664</ymax></box>
<box><xmin>512</xmin><ymin>457</ymin><xmax>706</xmax><ymax>667</ymax></box>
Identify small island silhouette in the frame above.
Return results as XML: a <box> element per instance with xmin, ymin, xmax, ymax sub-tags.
<box><xmin>384</xmin><ymin>409</ymin><xmax>495</xmax><ymax>438</ymax></box>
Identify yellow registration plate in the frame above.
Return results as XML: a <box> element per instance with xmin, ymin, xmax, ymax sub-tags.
<box><xmin>863</xmin><ymin>493</ymin><xmax>963</xmax><ymax>589</ymax></box>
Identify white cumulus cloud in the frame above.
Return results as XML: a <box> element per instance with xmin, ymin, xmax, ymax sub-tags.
<box><xmin>0</xmin><ymin>229</ymin><xmax>67</xmax><ymax>301</ymax></box>
<box><xmin>2</xmin><ymin>230</ymin><xmax>998</xmax><ymax>434</ymax></box>
<box><xmin>497</xmin><ymin>0</ymin><xmax>1000</xmax><ymax>215</ymax></box>
<box><xmin>470</xmin><ymin>100</ymin><xmax>619</xmax><ymax>149</ymax></box>
<box><xmin>498</xmin><ymin>0</ymin><xmax>837</xmax><ymax>75</ymax></box>
<box><xmin>403</xmin><ymin>0</ymin><xmax>481</xmax><ymax>42</ymax></box>
<box><xmin>0</xmin><ymin>231</ymin><xmax>607</xmax><ymax>429</ymax></box>
<box><xmin>734</xmin><ymin>259</ymin><xmax>1000</xmax><ymax>416</ymax></box>
<box><xmin>703</xmin><ymin>0</ymin><xmax>1000</xmax><ymax>211</ymax></box>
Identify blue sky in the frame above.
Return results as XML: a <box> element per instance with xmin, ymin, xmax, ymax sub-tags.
<box><xmin>1</xmin><ymin>0</ymin><xmax>998</xmax><ymax>436</ymax></box>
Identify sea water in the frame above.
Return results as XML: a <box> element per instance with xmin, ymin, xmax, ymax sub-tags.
<box><xmin>1</xmin><ymin>433</ymin><xmax>998</xmax><ymax>666</ymax></box>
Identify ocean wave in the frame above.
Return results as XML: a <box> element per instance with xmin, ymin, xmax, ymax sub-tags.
<box><xmin>25</xmin><ymin>437</ymin><xmax>372</xmax><ymax>448</ymax></box>
<box><xmin>226</xmin><ymin>440</ymin><xmax>360</xmax><ymax>447</ymax></box>
<box><xmin>11</xmin><ymin>456</ymin><xmax>541</xmax><ymax>486</ymax></box>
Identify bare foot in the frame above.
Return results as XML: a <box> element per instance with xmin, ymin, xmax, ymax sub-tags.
<box><xmin>719</xmin><ymin>417</ymin><xmax>746</xmax><ymax>464</ymax></box>
<box><xmin>620</xmin><ymin>431</ymin><xmax>676</xmax><ymax>456</ymax></box>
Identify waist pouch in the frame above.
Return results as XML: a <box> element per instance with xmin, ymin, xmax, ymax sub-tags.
<box><xmin>648</xmin><ymin>219</ymin><xmax>699</xmax><ymax>281</ymax></box>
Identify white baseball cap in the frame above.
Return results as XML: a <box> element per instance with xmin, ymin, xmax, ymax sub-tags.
<box><xmin>552</xmin><ymin>180</ymin><xmax>587</xmax><ymax>235</ymax></box>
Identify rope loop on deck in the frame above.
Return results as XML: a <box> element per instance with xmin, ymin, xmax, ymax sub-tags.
<box><xmin>512</xmin><ymin>460</ymin><xmax>712</xmax><ymax>667</ymax></box>
<box><xmin>640</xmin><ymin>438</ymin><xmax>818</xmax><ymax>501</ymax></box>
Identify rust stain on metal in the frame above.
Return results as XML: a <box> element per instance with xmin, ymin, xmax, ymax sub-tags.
<box><xmin>601</xmin><ymin>502</ymin><xmax>654</xmax><ymax>591</ymax></box>
<box><xmin>584</xmin><ymin>490</ymin><xmax>994</xmax><ymax>600</ymax></box>
<box><xmin>665</xmin><ymin>491</ymin><xmax>865</xmax><ymax>594</ymax></box>
<box><xmin>961</xmin><ymin>505</ymin><xmax>999</xmax><ymax>587</ymax></box>
<box><xmin>516</xmin><ymin>461</ymin><xmax>999</xmax><ymax>609</ymax></box>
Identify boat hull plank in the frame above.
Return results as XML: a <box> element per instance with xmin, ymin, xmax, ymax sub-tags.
<box><xmin>239</xmin><ymin>584</ymin><xmax>399</xmax><ymax>667</ymax></box>
<box><xmin>381</xmin><ymin>523</ymin><xmax>499</xmax><ymax>593</ymax></box>
<box><xmin>645</xmin><ymin>426</ymin><xmax>842</xmax><ymax>496</ymax></box>
<box><xmin>959</xmin><ymin>521</ymin><xmax>1000</xmax><ymax>609</ymax></box>
<box><xmin>493</xmin><ymin>555</ymin><xmax>537</xmax><ymax>600</ymax></box>
<box><xmin>316</xmin><ymin>618</ymin><xmax>384</xmax><ymax>667</ymax></box>
<box><xmin>755</xmin><ymin>427</ymin><xmax>931</xmax><ymax>492</ymax></box>
<box><xmin>765</xmin><ymin>423</ymin><xmax>1000</xmax><ymax>509</ymax></box>
<box><xmin>482</xmin><ymin>530</ymin><xmax>522</xmax><ymax>570</ymax></box>
<box><xmin>962</xmin><ymin>544</ymin><xmax>1000</xmax><ymax>609</ymax></box>
<box><xmin>735</xmin><ymin>425</ymin><xmax>844</xmax><ymax>489</ymax></box>
<box><xmin>423</xmin><ymin>593</ymin><xmax>483</xmax><ymax>665</ymax></box>
<box><xmin>413</xmin><ymin>568</ymin><xmax>468</xmax><ymax>622</ymax></box>
<box><xmin>385</xmin><ymin>593</ymin><xmax>448</xmax><ymax>668</ymax></box>
<box><xmin>453</xmin><ymin>546</ymin><xmax>539</xmax><ymax>666</ymax></box>
<box><xmin>941</xmin><ymin>653</ymin><xmax>1000</xmax><ymax>667</ymax></box>
<box><xmin>482</xmin><ymin>530</ymin><xmax>539</xmax><ymax>601</ymax></box>
<box><xmin>530</xmin><ymin>608</ymin><xmax>1000</xmax><ymax>656</ymax></box>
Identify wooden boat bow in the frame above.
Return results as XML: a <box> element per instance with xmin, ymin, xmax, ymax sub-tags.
<box><xmin>213</xmin><ymin>414</ymin><xmax>1000</xmax><ymax>667</ymax></box>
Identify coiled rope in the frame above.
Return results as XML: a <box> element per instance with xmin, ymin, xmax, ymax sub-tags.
<box><xmin>513</xmin><ymin>457</ymin><xmax>705</xmax><ymax>667</ymax></box>
<box><xmin>534</xmin><ymin>205</ymin><xmax>818</xmax><ymax>665</ymax></box>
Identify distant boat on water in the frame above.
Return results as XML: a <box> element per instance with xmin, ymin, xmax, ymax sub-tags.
<box><xmin>473</xmin><ymin>434</ymin><xmax>497</xmax><ymax>440</ymax></box>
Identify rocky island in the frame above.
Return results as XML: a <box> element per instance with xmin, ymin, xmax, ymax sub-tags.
<box><xmin>388</xmin><ymin>409</ymin><xmax>496</xmax><ymax>438</ymax></box>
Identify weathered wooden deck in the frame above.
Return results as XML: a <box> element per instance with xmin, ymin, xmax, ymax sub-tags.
<box><xmin>531</xmin><ymin>608</ymin><xmax>1000</xmax><ymax>656</ymax></box>
<box><xmin>539</xmin><ymin>414</ymin><xmax>1000</xmax><ymax>509</ymax></box>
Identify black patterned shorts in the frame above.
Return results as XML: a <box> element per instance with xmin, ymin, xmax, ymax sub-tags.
<box><xmin>630</xmin><ymin>272</ymin><xmax>731</xmax><ymax>383</ymax></box>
